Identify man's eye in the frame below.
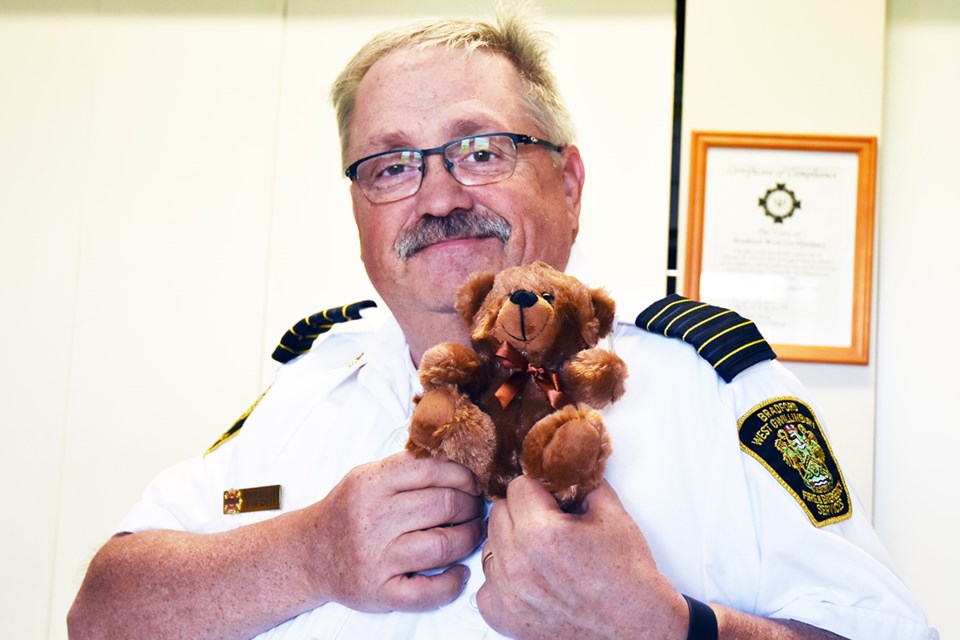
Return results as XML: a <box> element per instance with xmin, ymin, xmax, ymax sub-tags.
<box><xmin>370</xmin><ymin>161</ymin><xmax>417</xmax><ymax>181</ymax></box>
<box><xmin>383</xmin><ymin>164</ymin><xmax>409</xmax><ymax>176</ymax></box>
<box><xmin>469</xmin><ymin>150</ymin><xmax>494</xmax><ymax>163</ymax></box>
<box><xmin>361</xmin><ymin>151</ymin><xmax>421</xmax><ymax>183</ymax></box>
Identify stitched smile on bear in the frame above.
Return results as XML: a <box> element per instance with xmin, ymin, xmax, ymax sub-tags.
<box><xmin>493</xmin><ymin>289</ymin><xmax>558</xmax><ymax>348</ymax></box>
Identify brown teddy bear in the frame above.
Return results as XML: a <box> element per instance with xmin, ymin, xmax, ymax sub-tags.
<box><xmin>407</xmin><ymin>261</ymin><xmax>628</xmax><ymax>510</ymax></box>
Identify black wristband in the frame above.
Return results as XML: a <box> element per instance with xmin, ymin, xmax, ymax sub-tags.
<box><xmin>682</xmin><ymin>594</ymin><xmax>718</xmax><ymax>640</ymax></box>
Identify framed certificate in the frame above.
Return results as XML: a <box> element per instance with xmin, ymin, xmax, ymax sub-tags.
<box><xmin>684</xmin><ymin>132</ymin><xmax>877</xmax><ymax>364</ymax></box>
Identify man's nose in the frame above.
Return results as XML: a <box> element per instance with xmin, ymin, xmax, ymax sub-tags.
<box><xmin>416</xmin><ymin>154</ymin><xmax>472</xmax><ymax>213</ymax></box>
<box><xmin>509</xmin><ymin>290</ymin><xmax>538</xmax><ymax>308</ymax></box>
<box><xmin>420</xmin><ymin>153</ymin><xmax>458</xmax><ymax>184</ymax></box>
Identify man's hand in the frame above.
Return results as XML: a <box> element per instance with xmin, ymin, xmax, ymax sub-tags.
<box><xmin>475</xmin><ymin>476</ymin><xmax>687</xmax><ymax>640</ymax></box>
<box><xmin>306</xmin><ymin>451</ymin><xmax>486</xmax><ymax>612</ymax></box>
<box><xmin>69</xmin><ymin>452</ymin><xmax>485</xmax><ymax>640</ymax></box>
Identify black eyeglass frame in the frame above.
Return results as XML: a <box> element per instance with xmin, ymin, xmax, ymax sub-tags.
<box><xmin>343</xmin><ymin>132</ymin><xmax>564</xmax><ymax>184</ymax></box>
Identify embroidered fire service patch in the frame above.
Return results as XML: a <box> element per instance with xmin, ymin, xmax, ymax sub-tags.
<box><xmin>738</xmin><ymin>397</ymin><xmax>852</xmax><ymax>527</ymax></box>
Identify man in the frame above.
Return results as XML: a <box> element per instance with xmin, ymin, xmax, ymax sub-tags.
<box><xmin>68</xmin><ymin>10</ymin><xmax>937</xmax><ymax>640</ymax></box>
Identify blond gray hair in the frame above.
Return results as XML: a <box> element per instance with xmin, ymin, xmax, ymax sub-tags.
<box><xmin>330</xmin><ymin>8</ymin><xmax>575</xmax><ymax>167</ymax></box>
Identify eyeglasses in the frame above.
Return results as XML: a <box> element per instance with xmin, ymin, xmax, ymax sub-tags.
<box><xmin>344</xmin><ymin>132</ymin><xmax>564</xmax><ymax>204</ymax></box>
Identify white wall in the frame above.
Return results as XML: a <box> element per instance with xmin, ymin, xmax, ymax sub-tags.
<box><xmin>1</xmin><ymin>1</ymin><xmax>954</xmax><ymax>638</ymax></box>
<box><xmin>875</xmin><ymin>1</ymin><xmax>960</xmax><ymax>635</ymax></box>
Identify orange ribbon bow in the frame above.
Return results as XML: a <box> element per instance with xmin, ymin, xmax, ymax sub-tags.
<box><xmin>494</xmin><ymin>341</ymin><xmax>573</xmax><ymax>410</ymax></box>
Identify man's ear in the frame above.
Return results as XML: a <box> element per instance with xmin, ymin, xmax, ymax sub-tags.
<box><xmin>560</xmin><ymin>145</ymin><xmax>585</xmax><ymax>240</ymax></box>
<box><xmin>455</xmin><ymin>271</ymin><xmax>497</xmax><ymax>324</ymax></box>
<box><xmin>590</xmin><ymin>287</ymin><xmax>617</xmax><ymax>338</ymax></box>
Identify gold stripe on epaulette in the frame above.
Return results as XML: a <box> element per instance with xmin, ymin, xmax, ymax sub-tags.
<box><xmin>682</xmin><ymin>309</ymin><xmax>734</xmax><ymax>341</ymax></box>
<box><xmin>644</xmin><ymin>298</ymin><xmax>690</xmax><ymax>331</ymax></box>
<box><xmin>274</xmin><ymin>343</ymin><xmax>304</xmax><ymax>357</ymax></box>
<box><xmin>697</xmin><ymin>320</ymin><xmax>753</xmax><ymax>353</ymax></box>
<box><xmin>663</xmin><ymin>303</ymin><xmax>708</xmax><ymax>335</ymax></box>
<box><xmin>713</xmin><ymin>339</ymin><xmax>767</xmax><ymax>369</ymax></box>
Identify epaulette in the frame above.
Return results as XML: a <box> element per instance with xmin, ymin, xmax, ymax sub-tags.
<box><xmin>635</xmin><ymin>294</ymin><xmax>776</xmax><ymax>383</ymax></box>
<box><xmin>271</xmin><ymin>300</ymin><xmax>377</xmax><ymax>364</ymax></box>
<box><xmin>206</xmin><ymin>300</ymin><xmax>377</xmax><ymax>455</ymax></box>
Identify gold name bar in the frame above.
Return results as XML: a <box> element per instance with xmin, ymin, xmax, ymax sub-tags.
<box><xmin>223</xmin><ymin>484</ymin><xmax>282</xmax><ymax>515</ymax></box>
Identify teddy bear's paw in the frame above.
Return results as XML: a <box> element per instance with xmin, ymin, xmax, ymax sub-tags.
<box><xmin>560</xmin><ymin>349</ymin><xmax>629</xmax><ymax>408</ymax></box>
<box><xmin>419</xmin><ymin>343</ymin><xmax>486</xmax><ymax>389</ymax></box>
<box><xmin>408</xmin><ymin>387</ymin><xmax>459</xmax><ymax>455</ymax></box>
<box><xmin>520</xmin><ymin>404</ymin><xmax>612</xmax><ymax>505</ymax></box>
<box><xmin>408</xmin><ymin>386</ymin><xmax>497</xmax><ymax>486</ymax></box>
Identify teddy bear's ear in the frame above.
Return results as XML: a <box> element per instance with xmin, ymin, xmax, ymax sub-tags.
<box><xmin>590</xmin><ymin>287</ymin><xmax>617</xmax><ymax>338</ymax></box>
<box><xmin>455</xmin><ymin>271</ymin><xmax>497</xmax><ymax>324</ymax></box>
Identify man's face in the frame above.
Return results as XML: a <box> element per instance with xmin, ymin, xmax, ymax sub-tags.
<box><xmin>347</xmin><ymin>46</ymin><xmax>584</xmax><ymax>318</ymax></box>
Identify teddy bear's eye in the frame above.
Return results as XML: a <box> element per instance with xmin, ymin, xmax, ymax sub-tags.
<box><xmin>541</xmin><ymin>292</ymin><xmax>555</xmax><ymax>305</ymax></box>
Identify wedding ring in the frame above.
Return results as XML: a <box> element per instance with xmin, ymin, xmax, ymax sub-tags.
<box><xmin>481</xmin><ymin>549</ymin><xmax>494</xmax><ymax>572</ymax></box>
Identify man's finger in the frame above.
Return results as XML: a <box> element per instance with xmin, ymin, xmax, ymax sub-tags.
<box><xmin>503</xmin><ymin>475</ymin><xmax>563</xmax><ymax>517</ymax></box>
<box><xmin>580</xmin><ymin>480</ymin><xmax>629</xmax><ymax>522</ymax></box>
<box><xmin>383</xmin><ymin>452</ymin><xmax>482</xmax><ymax>496</ymax></box>
<box><xmin>393</xmin><ymin>485</ymin><xmax>486</xmax><ymax>532</ymax></box>
<box><xmin>474</xmin><ymin>583</ymin><xmax>501</xmax><ymax>630</ymax></box>
<box><xmin>487</xmin><ymin>476</ymin><xmax>560</xmax><ymax>550</ymax></box>
<box><xmin>381</xmin><ymin>564</ymin><xmax>471</xmax><ymax>612</ymax></box>
<box><xmin>385</xmin><ymin>518</ymin><xmax>485</xmax><ymax>574</ymax></box>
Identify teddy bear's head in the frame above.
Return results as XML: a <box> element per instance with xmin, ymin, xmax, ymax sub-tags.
<box><xmin>454</xmin><ymin>261</ymin><xmax>617</xmax><ymax>368</ymax></box>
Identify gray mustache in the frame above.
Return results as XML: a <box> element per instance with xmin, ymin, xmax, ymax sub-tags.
<box><xmin>394</xmin><ymin>210</ymin><xmax>512</xmax><ymax>260</ymax></box>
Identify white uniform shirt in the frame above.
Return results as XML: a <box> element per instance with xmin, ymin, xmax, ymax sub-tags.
<box><xmin>118</xmin><ymin>306</ymin><xmax>937</xmax><ymax>639</ymax></box>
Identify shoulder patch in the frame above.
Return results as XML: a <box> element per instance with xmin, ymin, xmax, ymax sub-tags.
<box><xmin>738</xmin><ymin>396</ymin><xmax>852</xmax><ymax>527</ymax></box>
<box><xmin>272</xmin><ymin>300</ymin><xmax>377</xmax><ymax>364</ymax></box>
<box><xmin>635</xmin><ymin>294</ymin><xmax>776</xmax><ymax>382</ymax></box>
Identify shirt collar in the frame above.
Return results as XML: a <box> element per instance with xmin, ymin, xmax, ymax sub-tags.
<box><xmin>355</xmin><ymin>309</ymin><xmax>420</xmax><ymax>421</ymax></box>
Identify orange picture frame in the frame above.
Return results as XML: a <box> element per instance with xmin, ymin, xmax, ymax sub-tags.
<box><xmin>684</xmin><ymin>131</ymin><xmax>877</xmax><ymax>364</ymax></box>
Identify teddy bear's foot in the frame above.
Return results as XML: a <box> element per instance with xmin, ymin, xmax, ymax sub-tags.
<box><xmin>407</xmin><ymin>386</ymin><xmax>497</xmax><ymax>486</ymax></box>
<box><xmin>520</xmin><ymin>403</ymin><xmax>612</xmax><ymax>510</ymax></box>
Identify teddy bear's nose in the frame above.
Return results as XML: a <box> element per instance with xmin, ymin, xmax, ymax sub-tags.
<box><xmin>509</xmin><ymin>290</ymin><xmax>538</xmax><ymax>309</ymax></box>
